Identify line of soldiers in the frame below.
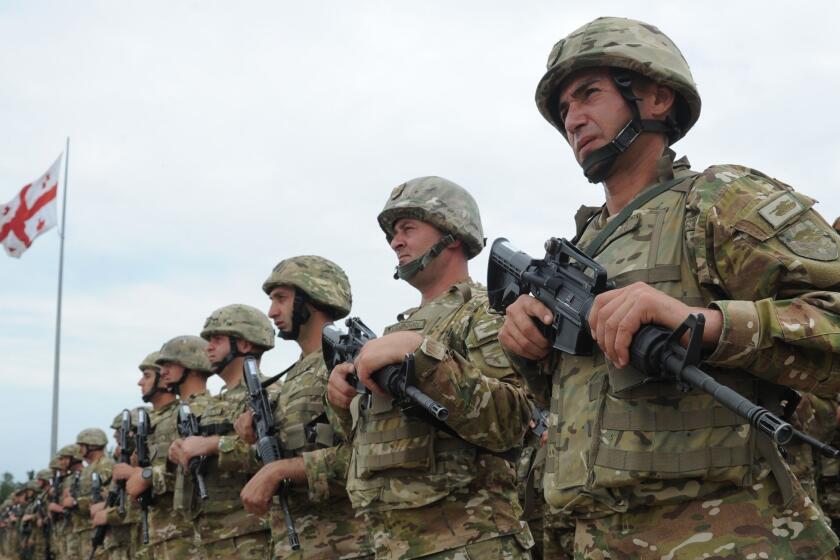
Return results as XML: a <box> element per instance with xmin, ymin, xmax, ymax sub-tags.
<box><xmin>4</xmin><ymin>15</ymin><xmax>840</xmax><ymax>560</ymax></box>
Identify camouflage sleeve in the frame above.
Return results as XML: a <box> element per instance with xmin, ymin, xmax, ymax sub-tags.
<box><xmin>685</xmin><ymin>166</ymin><xmax>840</xmax><ymax>398</ymax></box>
<box><xmin>502</xmin><ymin>347</ymin><xmax>554</xmax><ymax>409</ymax></box>
<box><xmin>301</xmin><ymin>443</ymin><xmax>352</xmax><ymax>503</ymax></box>
<box><xmin>151</xmin><ymin>460</ymin><xmax>174</xmax><ymax>496</ymax></box>
<box><xmin>104</xmin><ymin>506</ymin><xmax>124</xmax><ymax>526</ymax></box>
<box><xmin>412</xmin><ymin>304</ymin><xmax>532</xmax><ymax>452</ymax></box>
<box><xmin>216</xmin><ymin>435</ymin><xmax>261</xmax><ymax>473</ymax></box>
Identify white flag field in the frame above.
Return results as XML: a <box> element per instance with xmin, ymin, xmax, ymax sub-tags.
<box><xmin>0</xmin><ymin>155</ymin><xmax>62</xmax><ymax>258</ymax></box>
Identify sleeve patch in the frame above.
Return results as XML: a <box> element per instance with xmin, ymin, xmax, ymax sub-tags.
<box><xmin>758</xmin><ymin>193</ymin><xmax>805</xmax><ymax>229</ymax></box>
<box><xmin>779</xmin><ymin>219</ymin><xmax>839</xmax><ymax>261</ymax></box>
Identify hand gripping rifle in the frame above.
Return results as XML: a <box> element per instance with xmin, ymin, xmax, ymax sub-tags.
<box><xmin>322</xmin><ymin>317</ymin><xmax>449</xmax><ymax>422</ymax></box>
<box><xmin>243</xmin><ymin>356</ymin><xmax>299</xmax><ymax>551</ymax></box>
<box><xmin>487</xmin><ymin>237</ymin><xmax>840</xmax><ymax>458</ymax></box>
<box><xmin>136</xmin><ymin>408</ymin><xmax>152</xmax><ymax>545</ymax></box>
<box><xmin>87</xmin><ymin>470</ymin><xmax>114</xmax><ymax>560</ymax></box>
<box><xmin>176</xmin><ymin>404</ymin><xmax>209</xmax><ymax>501</ymax></box>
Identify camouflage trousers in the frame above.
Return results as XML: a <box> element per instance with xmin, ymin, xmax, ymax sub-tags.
<box><xmin>198</xmin><ymin>532</ymin><xmax>270</xmax><ymax>560</ymax></box>
<box><xmin>270</xmin><ymin>502</ymin><xmax>373</xmax><ymax>560</ymax></box>
<box><xmin>573</xmin><ymin>478</ymin><xmax>839</xmax><ymax>559</ymax></box>
<box><xmin>542</xmin><ymin>511</ymin><xmax>574</xmax><ymax>560</ymax></box>
<box><xmin>415</xmin><ymin>534</ymin><xmax>532</xmax><ymax>560</ymax></box>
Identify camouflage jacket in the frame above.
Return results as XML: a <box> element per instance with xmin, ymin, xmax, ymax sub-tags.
<box><xmin>330</xmin><ymin>279</ymin><xmax>533</xmax><ymax>559</ymax></box>
<box><xmin>516</xmin><ymin>152</ymin><xmax>840</xmax><ymax>525</ymax></box>
<box><xmin>172</xmin><ymin>390</ymin><xmax>215</xmax><ymax>515</ymax></box>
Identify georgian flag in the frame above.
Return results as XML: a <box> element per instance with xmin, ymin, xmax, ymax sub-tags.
<box><xmin>0</xmin><ymin>155</ymin><xmax>62</xmax><ymax>258</ymax></box>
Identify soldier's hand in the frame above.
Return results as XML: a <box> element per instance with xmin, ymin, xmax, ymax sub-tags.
<box><xmin>180</xmin><ymin>436</ymin><xmax>220</xmax><ymax>469</ymax></box>
<box><xmin>90</xmin><ymin>502</ymin><xmax>106</xmax><ymax>517</ymax></box>
<box><xmin>21</xmin><ymin>513</ymin><xmax>34</xmax><ymax>522</ymax></box>
<box><xmin>92</xmin><ymin>509</ymin><xmax>109</xmax><ymax>527</ymax></box>
<box><xmin>235</xmin><ymin>410</ymin><xmax>257</xmax><ymax>445</ymax></box>
<box><xmin>328</xmin><ymin>363</ymin><xmax>359</xmax><ymax>409</ymax></box>
<box><xmin>498</xmin><ymin>295</ymin><xmax>553</xmax><ymax>361</ymax></box>
<box><xmin>240</xmin><ymin>462</ymin><xmax>286</xmax><ymax>515</ymax></box>
<box><xmin>62</xmin><ymin>496</ymin><xmax>76</xmax><ymax>509</ymax></box>
<box><xmin>588</xmin><ymin>282</ymin><xmax>723</xmax><ymax>368</ymax></box>
<box><xmin>47</xmin><ymin>503</ymin><xmax>64</xmax><ymax>514</ymax></box>
<box><xmin>355</xmin><ymin>331</ymin><xmax>424</xmax><ymax>396</ymax></box>
<box><xmin>125</xmin><ymin>470</ymin><xmax>151</xmax><ymax>499</ymax></box>
<box><xmin>112</xmin><ymin>463</ymin><xmax>138</xmax><ymax>482</ymax></box>
<box><xmin>169</xmin><ymin>439</ymin><xmax>184</xmax><ymax>466</ymax></box>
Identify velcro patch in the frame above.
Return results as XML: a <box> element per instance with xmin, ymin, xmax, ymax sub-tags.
<box><xmin>758</xmin><ymin>193</ymin><xmax>805</xmax><ymax>229</ymax></box>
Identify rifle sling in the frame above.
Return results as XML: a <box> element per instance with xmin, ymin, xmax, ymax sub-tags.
<box><xmin>582</xmin><ymin>173</ymin><xmax>697</xmax><ymax>257</ymax></box>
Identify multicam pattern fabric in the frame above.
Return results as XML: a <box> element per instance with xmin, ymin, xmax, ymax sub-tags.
<box><xmin>262</xmin><ymin>256</ymin><xmax>352</xmax><ymax>318</ymax></box>
<box><xmin>535</xmin><ymin>16</ymin><xmax>700</xmax><ymax>142</ymax></box>
<box><xmin>192</xmin><ymin>380</ymin><xmax>270</xmax><ymax>546</ymax></box>
<box><xmin>330</xmin><ymin>279</ymin><xmax>533</xmax><ymax>559</ymax></box>
<box><xmin>76</xmin><ymin>456</ymin><xmax>114</xmax><ymax>560</ymax></box>
<box><xmin>156</xmin><ymin>335</ymin><xmax>212</xmax><ymax>373</ymax></box>
<box><xmin>200</xmin><ymin>304</ymin><xmax>276</xmax><ymax>349</ymax></box>
<box><xmin>267</xmin><ymin>350</ymin><xmax>372</xmax><ymax>559</ymax></box>
<box><xmin>516</xmin><ymin>152</ymin><xmax>840</xmax><ymax>557</ymax></box>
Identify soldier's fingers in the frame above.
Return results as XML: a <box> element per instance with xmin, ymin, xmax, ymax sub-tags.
<box><xmin>521</xmin><ymin>296</ymin><xmax>554</xmax><ymax>325</ymax></box>
<box><xmin>501</xmin><ymin>320</ymin><xmax>549</xmax><ymax>361</ymax></box>
<box><xmin>507</xmin><ymin>309</ymin><xmax>552</xmax><ymax>356</ymax></box>
<box><xmin>602</xmin><ymin>299</ymin><xmax>637</xmax><ymax>367</ymax></box>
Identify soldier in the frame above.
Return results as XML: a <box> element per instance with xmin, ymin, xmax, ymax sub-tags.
<box><xmin>20</xmin><ymin>470</ymin><xmax>52</xmax><ymax>560</ymax></box>
<box><xmin>170</xmin><ymin>304</ymin><xmax>275</xmax><ymax>559</ymax></box>
<box><xmin>124</xmin><ymin>340</ymin><xmax>213</xmax><ymax>558</ymax></box>
<box><xmin>236</xmin><ymin>255</ymin><xmax>373</xmax><ymax>559</ymax></box>
<box><xmin>326</xmin><ymin>176</ymin><xmax>534</xmax><ymax>559</ymax></box>
<box><xmin>45</xmin><ymin>455</ymin><xmax>66</xmax><ymax>560</ymax></box>
<box><xmin>52</xmin><ymin>444</ymin><xmax>84</xmax><ymax>560</ymax></box>
<box><xmin>499</xmin><ymin>16</ymin><xmax>840</xmax><ymax>558</ymax></box>
<box><xmin>68</xmin><ymin>428</ymin><xmax>114</xmax><ymax>559</ymax></box>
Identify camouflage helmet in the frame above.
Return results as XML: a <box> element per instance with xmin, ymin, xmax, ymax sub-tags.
<box><xmin>57</xmin><ymin>444</ymin><xmax>83</xmax><ymax>462</ymax></box>
<box><xmin>48</xmin><ymin>457</ymin><xmax>61</xmax><ymax>470</ymax></box>
<box><xmin>36</xmin><ymin>469</ymin><xmax>52</xmax><ymax>482</ymax></box>
<box><xmin>535</xmin><ymin>17</ymin><xmax>700</xmax><ymax>143</ymax></box>
<box><xmin>262</xmin><ymin>256</ymin><xmax>352</xmax><ymax>319</ymax></box>
<box><xmin>76</xmin><ymin>428</ymin><xmax>108</xmax><ymax>448</ymax></box>
<box><xmin>200</xmin><ymin>304</ymin><xmax>275</xmax><ymax>350</ymax></box>
<box><xmin>138</xmin><ymin>351</ymin><xmax>161</xmax><ymax>373</ymax></box>
<box><xmin>25</xmin><ymin>480</ymin><xmax>41</xmax><ymax>492</ymax></box>
<box><xmin>377</xmin><ymin>176</ymin><xmax>485</xmax><ymax>259</ymax></box>
<box><xmin>156</xmin><ymin>335</ymin><xmax>213</xmax><ymax>374</ymax></box>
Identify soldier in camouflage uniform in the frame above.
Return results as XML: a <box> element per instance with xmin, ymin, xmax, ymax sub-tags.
<box><xmin>326</xmin><ymin>176</ymin><xmax>534</xmax><ymax>559</ymax></box>
<box><xmin>236</xmin><ymin>255</ymin><xmax>373</xmax><ymax>559</ymax></box>
<box><xmin>92</xmin><ymin>409</ymin><xmax>142</xmax><ymax>560</ymax></box>
<box><xmin>170</xmin><ymin>304</ymin><xmax>274</xmax><ymax>559</ymax></box>
<box><xmin>125</xmin><ymin>340</ymin><xmax>212</xmax><ymax>559</ymax></box>
<box><xmin>69</xmin><ymin>428</ymin><xmax>114</xmax><ymax>559</ymax></box>
<box><xmin>499</xmin><ymin>16</ymin><xmax>840</xmax><ymax>559</ymax></box>
<box><xmin>20</xmin><ymin>470</ymin><xmax>53</xmax><ymax>560</ymax></box>
<box><xmin>53</xmin><ymin>444</ymin><xmax>84</xmax><ymax>559</ymax></box>
<box><xmin>46</xmin><ymin>453</ymin><xmax>68</xmax><ymax>560</ymax></box>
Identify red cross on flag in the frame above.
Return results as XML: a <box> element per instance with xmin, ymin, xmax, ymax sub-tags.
<box><xmin>0</xmin><ymin>155</ymin><xmax>62</xmax><ymax>258</ymax></box>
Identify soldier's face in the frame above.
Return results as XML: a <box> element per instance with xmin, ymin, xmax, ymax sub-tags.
<box><xmin>158</xmin><ymin>362</ymin><xmax>186</xmax><ymax>388</ymax></box>
<box><xmin>390</xmin><ymin>218</ymin><xmax>444</xmax><ymax>265</ymax></box>
<box><xmin>205</xmin><ymin>334</ymin><xmax>231</xmax><ymax>364</ymax></box>
<box><xmin>78</xmin><ymin>443</ymin><xmax>89</xmax><ymax>458</ymax></box>
<box><xmin>137</xmin><ymin>368</ymin><xmax>159</xmax><ymax>395</ymax></box>
<box><xmin>557</xmin><ymin>68</ymin><xmax>633</xmax><ymax>164</ymax></box>
<box><xmin>267</xmin><ymin>286</ymin><xmax>295</xmax><ymax>333</ymax></box>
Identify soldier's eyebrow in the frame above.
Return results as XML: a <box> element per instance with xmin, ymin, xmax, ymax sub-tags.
<box><xmin>557</xmin><ymin>77</ymin><xmax>603</xmax><ymax>115</ymax></box>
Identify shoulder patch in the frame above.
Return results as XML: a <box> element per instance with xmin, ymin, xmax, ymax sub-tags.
<box><xmin>758</xmin><ymin>193</ymin><xmax>805</xmax><ymax>229</ymax></box>
<box><xmin>778</xmin><ymin>219</ymin><xmax>839</xmax><ymax>261</ymax></box>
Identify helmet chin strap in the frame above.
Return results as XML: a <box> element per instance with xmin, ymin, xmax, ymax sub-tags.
<box><xmin>142</xmin><ymin>372</ymin><xmax>165</xmax><ymax>402</ymax></box>
<box><xmin>278</xmin><ymin>292</ymin><xmax>311</xmax><ymax>341</ymax></box>
<box><xmin>393</xmin><ymin>234</ymin><xmax>455</xmax><ymax>281</ymax></box>
<box><xmin>580</xmin><ymin>69</ymin><xmax>678</xmax><ymax>184</ymax></box>
<box><xmin>211</xmin><ymin>336</ymin><xmax>246</xmax><ymax>374</ymax></box>
<box><xmin>164</xmin><ymin>367</ymin><xmax>190</xmax><ymax>394</ymax></box>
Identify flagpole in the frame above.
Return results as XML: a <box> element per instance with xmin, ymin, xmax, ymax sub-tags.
<box><xmin>49</xmin><ymin>137</ymin><xmax>70</xmax><ymax>457</ymax></box>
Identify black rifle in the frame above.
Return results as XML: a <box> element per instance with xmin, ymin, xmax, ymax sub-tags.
<box><xmin>88</xmin><ymin>481</ymin><xmax>121</xmax><ymax>560</ymax></box>
<box><xmin>487</xmin><ymin>236</ymin><xmax>840</xmax><ymax>458</ymax></box>
<box><xmin>176</xmin><ymin>404</ymin><xmax>209</xmax><ymax>501</ymax></box>
<box><xmin>136</xmin><ymin>408</ymin><xmax>152</xmax><ymax>545</ymax></box>
<box><xmin>90</xmin><ymin>472</ymin><xmax>103</xmax><ymax>505</ymax></box>
<box><xmin>322</xmin><ymin>317</ymin><xmax>449</xmax><ymax>421</ymax></box>
<box><xmin>243</xmin><ymin>356</ymin><xmax>299</xmax><ymax>551</ymax></box>
<box><xmin>49</xmin><ymin>469</ymin><xmax>62</xmax><ymax>523</ymax></box>
<box><xmin>116</xmin><ymin>409</ymin><xmax>132</xmax><ymax>515</ymax></box>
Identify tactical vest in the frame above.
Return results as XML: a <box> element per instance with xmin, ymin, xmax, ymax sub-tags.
<box><xmin>545</xmin><ymin>174</ymin><xmax>792</xmax><ymax>514</ymax></box>
<box><xmin>193</xmin><ymin>384</ymin><xmax>253</xmax><ymax>517</ymax></box>
<box><xmin>346</xmin><ymin>282</ymin><xmax>487</xmax><ymax>512</ymax></box>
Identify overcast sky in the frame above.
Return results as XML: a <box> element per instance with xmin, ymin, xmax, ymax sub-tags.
<box><xmin>2</xmin><ymin>1</ymin><xmax>839</xmax><ymax>479</ymax></box>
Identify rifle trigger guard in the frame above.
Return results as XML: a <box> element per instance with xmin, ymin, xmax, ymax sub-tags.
<box><xmin>666</xmin><ymin>313</ymin><xmax>705</xmax><ymax>392</ymax></box>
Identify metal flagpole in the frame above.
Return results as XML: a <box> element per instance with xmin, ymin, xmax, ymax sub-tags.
<box><xmin>50</xmin><ymin>137</ymin><xmax>70</xmax><ymax>457</ymax></box>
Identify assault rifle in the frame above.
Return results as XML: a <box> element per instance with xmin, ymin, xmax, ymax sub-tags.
<box><xmin>176</xmin><ymin>404</ymin><xmax>209</xmax><ymax>501</ymax></box>
<box><xmin>116</xmin><ymin>409</ymin><xmax>132</xmax><ymax>515</ymax></box>
<box><xmin>322</xmin><ymin>317</ymin><xmax>449</xmax><ymax>421</ymax></box>
<box><xmin>487</xmin><ymin>237</ymin><xmax>840</xmax><ymax>458</ymax></box>
<box><xmin>136</xmin><ymin>408</ymin><xmax>152</xmax><ymax>545</ymax></box>
<box><xmin>91</xmin><ymin>472</ymin><xmax>103</xmax><ymax>505</ymax></box>
<box><xmin>87</xmin><ymin>471</ymin><xmax>110</xmax><ymax>560</ymax></box>
<box><xmin>243</xmin><ymin>356</ymin><xmax>299</xmax><ymax>551</ymax></box>
<box><xmin>49</xmin><ymin>469</ymin><xmax>62</xmax><ymax>522</ymax></box>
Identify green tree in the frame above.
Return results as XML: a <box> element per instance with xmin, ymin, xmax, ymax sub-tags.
<box><xmin>0</xmin><ymin>472</ymin><xmax>19</xmax><ymax>503</ymax></box>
